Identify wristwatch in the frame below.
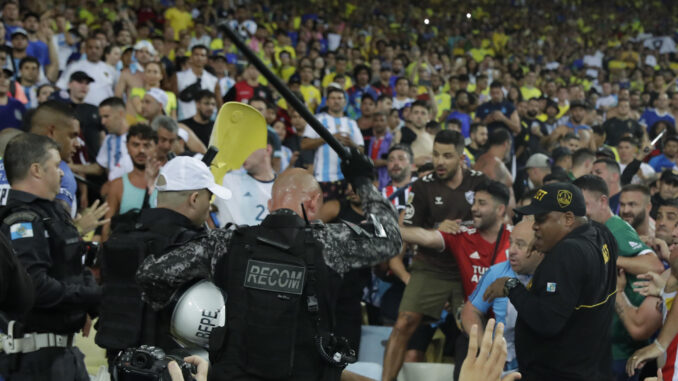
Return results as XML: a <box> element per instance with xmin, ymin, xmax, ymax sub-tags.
<box><xmin>504</xmin><ymin>278</ymin><xmax>520</xmax><ymax>296</ymax></box>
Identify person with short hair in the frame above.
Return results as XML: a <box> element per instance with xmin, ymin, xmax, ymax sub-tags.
<box><xmin>57</xmin><ymin>36</ymin><xmax>116</xmax><ymax>106</ymax></box>
<box><xmin>100</xmin><ymin>124</ymin><xmax>159</xmax><ymax>241</ymax></box>
<box><xmin>381</xmin><ymin>130</ymin><xmax>488</xmax><ymax>381</ymax></box>
<box><xmin>179</xmin><ymin>90</ymin><xmax>216</xmax><ymax>147</ymax></box>
<box><xmin>461</xmin><ymin>219</ymin><xmax>543</xmax><ymax>374</ymax></box>
<box><xmin>17</xmin><ymin>56</ymin><xmax>43</xmax><ymax>109</ymax></box>
<box><xmin>574</xmin><ymin>174</ymin><xmax>664</xmax><ymax>379</ymax></box>
<box><xmin>648</xmin><ymin>135</ymin><xmax>678</xmax><ymax>173</ymax></box>
<box><xmin>0</xmin><ymin>67</ymin><xmax>25</xmax><ymax>131</ymax></box>
<box><xmin>650</xmin><ymin>169</ymin><xmax>678</xmax><ymax>219</ymax></box>
<box><xmin>0</xmin><ymin>133</ymin><xmax>101</xmax><ymax>380</ymax></box>
<box><xmin>301</xmin><ymin>87</ymin><xmax>364</xmax><ymax>205</ymax></box>
<box><xmin>466</xmin><ymin>123</ymin><xmax>488</xmax><ymax>164</ymax></box>
<box><xmin>475</xmin><ymin>81</ymin><xmax>521</xmax><ymax>135</ymax></box>
<box><xmin>484</xmin><ymin>182</ymin><xmax>617</xmax><ymax>381</ymax></box>
<box><xmin>593</xmin><ymin>157</ymin><xmax>623</xmax><ymax>214</ymax></box>
<box><xmin>176</xmin><ymin>45</ymin><xmax>218</xmax><ymax>120</ymax></box>
<box><xmin>398</xmin><ymin>100</ymin><xmax>434</xmax><ymax>167</ymax></box>
<box><xmin>619</xmin><ymin>184</ymin><xmax>653</xmax><ymax>237</ymax></box>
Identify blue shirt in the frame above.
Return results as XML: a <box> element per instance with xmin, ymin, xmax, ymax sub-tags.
<box><xmin>475</xmin><ymin>100</ymin><xmax>515</xmax><ymax>134</ymax></box>
<box><xmin>0</xmin><ymin>98</ymin><xmax>26</xmax><ymax>131</ymax></box>
<box><xmin>649</xmin><ymin>154</ymin><xmax>676</xmax><ymax>173</ymax></box>
<box><xmin>446</xmin><ymin>111</ymin><xmax>472</xmax><ymax>138</ymax></box>
<box><xmin>640</xmin><ymin>108</ymin><xmax>676</xmax><ymax>130</ymax></box>
<box><xmin>0</xmin><ymin>158</ymin><xmax>9</xmax><ymax>205</ymax></box>
<box><xmin>56</xmin><ymin>161</ymin><xmax>77</xmax><ymax>217</ymax></box>
<box><xmin>27</xmin><ymin>40</ymin><xmax>50</xmax><ymax>67</ymax></box>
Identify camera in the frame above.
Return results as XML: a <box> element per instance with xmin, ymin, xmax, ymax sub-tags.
<box><xmin>112</xmin><ymin>345</ymin><xmax>196</xmax><ymax>381</ymax></box>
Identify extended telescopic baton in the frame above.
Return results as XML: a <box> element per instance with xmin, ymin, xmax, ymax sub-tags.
<box><xmin>221</xmin><ymin>26</ymin><xmax>350</xmax><ymax>160</ymax></box>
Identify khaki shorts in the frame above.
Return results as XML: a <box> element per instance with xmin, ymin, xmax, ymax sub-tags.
<box><xmin>399</xmin><ymin>260</ymin><xmax>463</xmax><ymax>321</ymax></box>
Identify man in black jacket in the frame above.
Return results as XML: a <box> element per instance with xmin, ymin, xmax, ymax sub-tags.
<box><xmin>483</xmin><ymin>182</ymin><xmax>618</xmax><ymax>381</ymax></box>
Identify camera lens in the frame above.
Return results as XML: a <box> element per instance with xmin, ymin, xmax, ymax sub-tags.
<box><xmin>130</xmin><ymin>352</ymin><xmax>151</xmax><ymax>368</ymax></box>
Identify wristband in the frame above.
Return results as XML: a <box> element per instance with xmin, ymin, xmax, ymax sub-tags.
<box><xmin>654</xmin><ymin>339</ymin><xmax>667</xmax><ymax>353</ymax></box>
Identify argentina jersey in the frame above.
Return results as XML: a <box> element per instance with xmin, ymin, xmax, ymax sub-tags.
<box><xmin>214</xmin><ymin>169</ymin><xmax>274</xmax><ymax>227</ymax></box>
<box><xmin>303</xmin><ymin>113</ymin><xmax>363</xmax><ymax>183</ymax></box>
<box><xmin>0</xmin><ymin>159</ymin><xmax>9</xmax><ymax>205</ymax></box>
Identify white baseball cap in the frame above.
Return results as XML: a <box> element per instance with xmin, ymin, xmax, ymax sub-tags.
<box><xmin>156</xmin><ymin>156</ymin><xmax>231</xmax><ymax>200</ymax></box>
<box><xmin>146</xmin><ymin>87</ymin><xmax>168</xmax><ymax>111</ymax></box>
<box><xmin>134</xmin><ymin>40</ymin><xmax>157</xmax><ymax>56</ymax></box>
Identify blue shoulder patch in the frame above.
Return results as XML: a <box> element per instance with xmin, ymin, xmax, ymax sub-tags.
<box><xmin>10</xmin><ymin>222</ymin><xmax>34</xmax><ymax>240</ymax></box>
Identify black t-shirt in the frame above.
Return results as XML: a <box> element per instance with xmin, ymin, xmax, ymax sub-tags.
<box><xmin>403</xmin><ymin>170</ymin><xmax>488</xmax><ymax>270</ymax></box>
<box><xmin>400</xmin><ymin>126</ymin><xmax>417</xmax><ymax>145</ymax></box>
<box><xmin>603</xmin><ymin>117</ymin><xmax>644</xmax><ymax>146</ymax></box>
<box><xmin>509</xmin><ymin>222</ymin><xmax>617</xmax><ymax>380</ymax></box>
<box><xmin>74</xmin><ymin>103</ymin><xmax>103</xmax><ymax>159</ymax></box>
<box><xmin>179</xmin><ymin>117</ymin><xmax>214</xmax><ymax>147</ymax></box>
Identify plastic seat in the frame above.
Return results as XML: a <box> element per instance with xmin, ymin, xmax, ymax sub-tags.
<box><xmin>358</xmin><ymin>325</ymin><xmax>393</xmax><ymax>365</ymax></box>
<box><xmin>345</xmin><ymin>362</ymin><xmax>383</xmax><ymax>380</ymax></box>
<box><xmin>396</xmin><ymin>363</ymin><xmax>455</xmax><ymax>381</ymax></box>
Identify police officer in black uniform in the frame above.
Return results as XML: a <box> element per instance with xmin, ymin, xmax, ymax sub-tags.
<box><xmin>0</xmin><ymin>232</ymin><xmax>34</xmax><ymax>315</ymax></box>
<box><xmin>483</xmin><ymin>182</ymin><xmax>618</xmax><ymax>381</ymax></box>
<box><xmin>95</xmin><ymin>155</ymin><xmax>230</xmax><ymax>363</ymax></box>
<box><xmin>137</xmin><ymin>148</ymin><xmax>402</xmax><ymax>381</ymax></box>
<box><xmin>0</xmin><ymin>134</ymin><xmax>101</xmax><ymax>381</ymax></box>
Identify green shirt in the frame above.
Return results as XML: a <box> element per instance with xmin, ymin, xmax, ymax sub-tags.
<box><xmin>605</xmin><ymin>215</ymin><xmax>653</xmax><ymax>360</ymax></box>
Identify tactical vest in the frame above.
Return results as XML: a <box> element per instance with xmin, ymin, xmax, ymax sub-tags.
<box><xmin>209</xmin><ymin>213</ymin><xmax>343</xmax><ymax>381</ymax></box>
<box><xmin>0</xmin><ymin>200</ymin><xmax>87</xmax><ymax>334</ymax></box>
<box><xmin>95</xmin><ymin>211</ymin><xmax>197</xmax><ymax>351</ymax></box>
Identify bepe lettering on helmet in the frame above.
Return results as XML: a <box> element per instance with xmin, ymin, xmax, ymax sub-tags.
<box><xmin>170</xmin><ymin>280</ymin><xmax>226</xmax><ymax>349</ymax></box>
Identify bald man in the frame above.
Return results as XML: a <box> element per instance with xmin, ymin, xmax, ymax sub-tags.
<box><xmin>137</xmin><ymin>149</ymin><xmax>402</xmax><ymax>381</ymax></box>
<box><xmin>461</xmin><ymin>219</ymin><xmax>543</xmax><ymax>374</ymax></box>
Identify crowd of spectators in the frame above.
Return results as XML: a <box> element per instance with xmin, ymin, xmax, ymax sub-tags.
<box><xmin>4</xmin><ymin>0</ymin><xmax>678</xmax><ymax>379</ymax></box>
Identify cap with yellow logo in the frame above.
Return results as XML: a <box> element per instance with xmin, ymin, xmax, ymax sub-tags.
<box><xmin>514</xmin><ymin>182</ymin><xmax>586</xmax><ymax>217</ymax></box>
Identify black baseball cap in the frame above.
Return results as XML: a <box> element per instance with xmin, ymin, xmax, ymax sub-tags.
<box><xmin>70</xmin><ymin>71</ymin><xmax>94</xmax><ymax>83</ymax></box>
<box><xmin>514</xmin><ymin>182</ymin><xmax>586</xmax><ymax>217</ymax></box>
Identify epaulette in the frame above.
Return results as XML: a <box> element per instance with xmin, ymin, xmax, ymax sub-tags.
<box><xmin>3</xmin><ymin>210</ymin><xmax>41</xmax><ymax>226</ymax></box>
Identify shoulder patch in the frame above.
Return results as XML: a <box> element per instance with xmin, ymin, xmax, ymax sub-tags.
<box><xmin>10</xmin><ymin>222</ymin><xmax>34</xmax><ymax>240</ymax></box>
<box><xmin>3</xmin><ymin>211</ymin><xmax>41</xmax><ymax>226</ymax></box>
<box><xmin>341</xmin><ymin>219</ymin><xmax>370</xmax><ymax>237</ymax></box>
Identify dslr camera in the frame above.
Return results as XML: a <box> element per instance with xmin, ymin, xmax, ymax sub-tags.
<box><xmin>112</xmin><ymin>345</ymin><xmax>196</xmax><ymax>381</ymax></box>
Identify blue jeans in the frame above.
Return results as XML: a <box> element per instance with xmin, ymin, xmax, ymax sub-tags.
<box><xmin>612</xmin><ymin>359</ymin><xmax>640</xmax><ymax>381</ymax></box>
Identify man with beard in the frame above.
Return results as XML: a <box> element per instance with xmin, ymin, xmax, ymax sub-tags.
<box><xmin>446</xmin><ymin>90</ymin><xmax>473</xmax><ymax>138</ymax></box>
<box><xmin>644</xmin><ymin>201</ymin><xmax>678</xmax><ymax>264</ymax></box>
<box><xmin>381</xmin><ymin>130</ymin><xmax>487</xmax><ymax>381</ymax></box>
<box><xmin>620</xmin><ymin>184</ymin><xmax>654</xmax><ymax>237</ymax></box>
<box><xmin>399</xmin><ymin>179</ymin><xmax>512</xmax><ymax>380</ymax></box>
<box><xmin>179</xmin><ymin>90</ymin><xmax>216</xmax><ymax>147</ymax></box>
<box><xmin>574</xmin><ymin>175</ymin><xmax>664</xmax><ymax>379</ymax></box>
<box><xmin>100</xmin><ymin>124</ymin><xmax>158</xmax><ymax>241</ymax></box>
<box><xmin>382</xmin><ymin>144</ymin><xmax>416</xmax><ymax>213</ymax></box>
<box><xmin>466</xmin><ymin>123</ymin><xmax>488</xmax><ymax>164</ymax></box>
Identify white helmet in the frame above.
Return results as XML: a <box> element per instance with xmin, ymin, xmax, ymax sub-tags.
<box><xmin>170</xmin><ymin>280</ymin><xmax>226</xmax><ymax>349</ymax></box>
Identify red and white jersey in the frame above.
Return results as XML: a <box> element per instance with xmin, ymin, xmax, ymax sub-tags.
<box><xmin>381</xmin><ymin>177</ymin><xmax>416</xmax><ymax>211</ymax></box>
<box><xmin>439</xmin><ymin>225</ymin><xmax>512</xmax><ymax>299</ymax></box>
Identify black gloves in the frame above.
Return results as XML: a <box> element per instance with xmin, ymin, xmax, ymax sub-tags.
<box><xmin>340</xmin><ymin>147</ymin><xmax>374</xmax><ymax>189</ymax></box>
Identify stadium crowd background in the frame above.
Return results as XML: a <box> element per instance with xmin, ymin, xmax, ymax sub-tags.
<box><xmin>3</xmin><ymin>0</ymin><xmax>678</xmax><ymax>379</ymax></box>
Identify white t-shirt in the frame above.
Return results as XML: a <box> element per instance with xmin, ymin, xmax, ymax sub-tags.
<box><xmin>214</xmin><ymin>169</ymin><xmax>274</xmax><ymax>226</ymax></box>
<box><xmin>392</xmin><ymin>97</ymin><xmax>414</xmax><ymax>110</ymax></box>
<box><xmin>57</xmin><ymin>60</ymin><xmax>116</xmax><ymax>106</ymax></box>
<box><xmin>177</xmin><ymin>68</ymin><xmax>218</xmax><ymax>120</ymax></box>
<box><xmin>96</xmin><ymin>133</ymin><xmax>133</xmax><ymax>181</ymax></box>
<box><xmin>302</xmin><ymin>113</ymin><xmax>364</xmax><ymax>183</ymax></box>
<box><xmin>619</xmin><ymin>161</ymin><xmax>656</xmax><ymax>185</ymax></box>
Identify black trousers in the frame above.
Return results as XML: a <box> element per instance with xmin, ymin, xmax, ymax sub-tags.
<box><xmin>0</xmin><ymin>347</ymin><xmax>89</xmax><ymax>381</ymax></box>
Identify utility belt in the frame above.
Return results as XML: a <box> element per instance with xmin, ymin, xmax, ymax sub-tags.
<box><xmin>1</xmin><ymin>321</ymin><xmax>74</xmax><ymax>354</ymax></box>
